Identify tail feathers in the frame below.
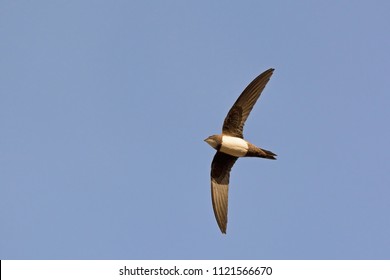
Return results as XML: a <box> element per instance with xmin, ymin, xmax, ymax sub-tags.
<box><xmin>260</xmin><ymin>148</ymin><xmax>277</xmax><ymax>160</ymax></box>
<box><xmin>246</xmin><ymin>142</ymin><xmax>277</xmax><ymax>159</ymax></box>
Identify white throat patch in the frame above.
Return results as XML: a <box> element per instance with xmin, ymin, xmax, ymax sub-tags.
<box><xmin>220</xmin><ymin>136</ymin><xmax>249</xmax><ymax>157</ymax></box>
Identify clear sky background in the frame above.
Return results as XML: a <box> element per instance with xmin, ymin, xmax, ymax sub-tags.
<box><xmin>1</xmin><ymin>1</ymin><xmax>389</xmax><ymax>260</ymax></box>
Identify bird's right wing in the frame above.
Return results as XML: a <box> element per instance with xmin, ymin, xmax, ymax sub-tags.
<box><xmin>222</xmin><ymin>68</ymin><xmax>274</xmax><ymax>138</ymax></box>
<box><xmin>211</xmin><ymin>152</ymin><xmax>238</xmax><ymax>234</ymax></box>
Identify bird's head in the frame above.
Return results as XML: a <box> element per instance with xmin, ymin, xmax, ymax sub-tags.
<box><xmin>204</xmin><ymin>134</ymin><xmax>221</xmax><ymax>150</ymax></box>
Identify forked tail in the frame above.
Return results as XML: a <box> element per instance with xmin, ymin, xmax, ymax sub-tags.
<box><xmin>246</xmin><ymin>143</ymin><xmax>277</xmax><ymax>159</ymax></box>
<box><xmin>260</xmin><ymin>148</ymin><xmax>277</xmax><ymax>160</ymax></box>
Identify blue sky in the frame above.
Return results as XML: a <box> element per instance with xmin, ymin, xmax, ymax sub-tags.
<box><xmin>1</xmin><ymin>0</ymin><xmax>389</xmax><ymax>259</ymax></box>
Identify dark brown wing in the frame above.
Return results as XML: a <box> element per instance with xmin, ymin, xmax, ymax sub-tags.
<box><xmin>222</xmin><ymin>68</ymin><xmax>274</xmax><ymax>138</ymax></box>
<box><xmin>210</xmin><ymin>152</ymin><xmax>238</xmax><ymax>234</ymax></box>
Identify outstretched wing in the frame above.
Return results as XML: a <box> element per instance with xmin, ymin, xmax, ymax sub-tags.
<box><xmin>210</xmin><ymin>152</ymin><xmax>238</xmax><ymax>234</ymax></box>
<box><xmin>222</xmin><ymin>68</ymin><xmax>274</xmax><ymax>138</ymax></box>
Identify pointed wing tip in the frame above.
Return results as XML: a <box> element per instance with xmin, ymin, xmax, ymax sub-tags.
<box><xmin>218</xmin><ymin>224</ymin><xmax>227</xmax><ymax>234</ymax></box>
<box><xmin>265</xmin><ymin>68</ymin><xmax>275</xmax><ymax>76</ymax></box>
<box><xmin>215</xmin><ymin>220</ymin><xmax>227</xmax><ymax>234</ymax></box>
<box><xmin>262</xmin><ymin>68</ymin><xmax>275</xmax><ymax>79</ymax></box>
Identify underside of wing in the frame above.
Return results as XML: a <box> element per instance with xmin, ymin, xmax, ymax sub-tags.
<box><xmin>222</xmin><ymin>68</ymin><xmax>274</xmax><ymax>138</ymax></box>
<box><xmin>210</xmin><ymin>152</ymin><xmax>238</xmax><ymax>234</ymax></box>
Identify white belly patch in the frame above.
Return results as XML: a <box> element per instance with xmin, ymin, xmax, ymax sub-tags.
<box><xmin>220</xmin><ymin>136</ymin><xmax>248</xmax><ymax>157</ymax></box>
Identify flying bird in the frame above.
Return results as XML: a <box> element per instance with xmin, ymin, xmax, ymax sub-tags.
<box><xmin>204</xmin><ymin>68</ymin><xmax>276</xmax><ymax>234</ymax></box>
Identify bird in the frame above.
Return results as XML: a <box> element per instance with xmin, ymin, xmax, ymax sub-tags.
<box><xmin>204</xmin><ymin>68</ymin><xmax>276</xmax><ymax>234</ymax></box>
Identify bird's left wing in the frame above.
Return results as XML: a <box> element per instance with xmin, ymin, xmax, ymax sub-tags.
<box><xmin>222</xmin><ymin>68</ymin><xmax>274</xmax><ymax>138</ymax></box>
<box><xmin>211</xmin><ymin>151</ymin><xmax>238</xmax><ymax>234</ymax></box>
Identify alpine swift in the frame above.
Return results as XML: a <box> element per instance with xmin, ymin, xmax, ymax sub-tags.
<box><xmin>204</xmin><ymin>68</ymin><xmax>276</xmax><ymax>234</ymax></box>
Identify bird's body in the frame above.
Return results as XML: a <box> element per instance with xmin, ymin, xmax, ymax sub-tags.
<box><xmin>205</xmin><ymin>68</ymin><xmax>276</xmax><ymax>234</ymax></box>
<box><xmin>205</xmin><ymin>134</ymin><xmax>276</xmax><ymax>159</ymax></box>
<box><xmin>219</xmin><ymin>135</ymin><xmax>248</xmax><ymax>157</ymax></box>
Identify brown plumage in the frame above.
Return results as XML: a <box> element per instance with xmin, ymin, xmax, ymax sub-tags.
<box><xmin>205</xmin><ymin>68</ymin><xmax>276</xmax><ymax>234</ymax></box>
<box><xmin>222</xmin><ymin>68</ymin><xmax>274</xmax><ymax>138</ymax></box>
